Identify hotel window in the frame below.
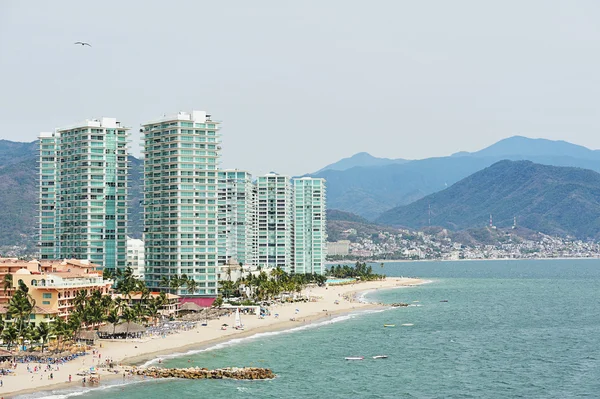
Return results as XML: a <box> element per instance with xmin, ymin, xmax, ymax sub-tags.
<box><xmin>43</xmin><ymin>293</ymin><xmax>52</xmax><ymax>299</ymax></box>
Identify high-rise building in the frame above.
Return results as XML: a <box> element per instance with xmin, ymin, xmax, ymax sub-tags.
<box><xmin>142</xmin><ymin>111</ymin><xmax>221</xmax><ymax>296</ymax></box>
<box><xmin>218</xmin><ymin>170</ymin><xmax>257</xmax><ymax>268</ymax></box>
<box><xmin>293</xmin><ymin>177</ymin><xmax>327</xmax><ymax>274</ymax></box>
<box><xmin>126</xmin><ymin>236</ymin><xmax>145</xmax><ymax>280</ymax></box>
<box><xmin>38</xmin><ymin>117</ymin><xmax>129</xmax><ymax>270</ymax></box>
<box><xmin>256</xmin><ymin>173</ymin><xmax>293</xmax><ymax>271</ymax></box>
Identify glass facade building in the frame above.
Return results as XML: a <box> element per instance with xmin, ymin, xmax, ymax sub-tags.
<box><xmin>218</xmin><ymin>170</ymin><xmax>257</xmax><ymax>267</ymax></box>
<box><xmin>38</xmin><ymin>117</ymin><xmax>129</xmax><ymax>270</ymax></box>
<box><xmin>142</xmin><ymin>111</ymin><xmax>221</xmax><ymax>296</ymax></box>
<box><xmin>293</xmin><ymin>178</ymin><xmax>327</xmax><ymax>274</ymax></box>
<box><xmin>256</xmin><ymin>173</ymin><xmax>294</xmax><ymax>272</ymax></box>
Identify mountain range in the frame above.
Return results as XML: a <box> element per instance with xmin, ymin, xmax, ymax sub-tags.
<box><xmin>376</xmin><ymin>160</ymin><xmax>600</xmax><ymax>239</ymax></box>
<box><xmin>310</xmin><ymin>136</ymin><xmax>600</xmax><ymax>219</ymax></box>
<box><xmin>1</xmin><ymin>135</ymin><xmax>600</xmax><ymax>254</ymax></box>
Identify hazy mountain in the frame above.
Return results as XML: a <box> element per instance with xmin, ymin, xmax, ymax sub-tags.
<box><xmin>452</xmin><ymin>136</ymin><xmax>600</xmax><ymax>159</ymax></box>
<box><xmin>327</xmin><ymin>209</ymin><xmax>370</xmax><ymax>224</ymax></box>
<box><xmin>376</xmin><ymin>160</ymin><xmax>600</xmax><ymax>239</ymax></box>
<box><xmin>314</xmin><ymin>152</ymin><xmax>408</xmax><ymax>173</ymax></box>
<box><xmin>0</xmin><ymin>139</ymin><xmax>38</xmax><ymax>165</ymax></box>
<box><xmin>311</xmin><ymin>136</ymin><xmax>600</xmax><ymax>220</ymax></box>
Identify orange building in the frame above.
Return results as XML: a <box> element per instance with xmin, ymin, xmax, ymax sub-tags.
<box><xmin>1</xmin><ymin>258</ymin><xmax>112</xmax><ymax>319</ymax></box>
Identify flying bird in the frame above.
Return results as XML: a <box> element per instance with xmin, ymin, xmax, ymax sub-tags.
<box><xmin>74</xmin><ymin>42</ymin><xmax>92</xmax><ymax>47</ymax></box>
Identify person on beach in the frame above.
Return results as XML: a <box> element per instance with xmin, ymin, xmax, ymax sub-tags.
<box><xmin>69</xmin><ymin>374</ymin><xmax>72</xmax><ymax>382</ymax></box>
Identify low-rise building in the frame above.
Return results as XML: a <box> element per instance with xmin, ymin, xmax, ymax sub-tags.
<box><xmin>2</xmin><ymin>258</ymin><xmax>112</xmax><ymax>319</ymax></box>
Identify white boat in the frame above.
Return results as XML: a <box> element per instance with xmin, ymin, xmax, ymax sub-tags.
<box><xmin>372</xmin><ymin>355</ymin><xmax>388</xmax><ymax>359</ymax></box>
<box><xmin>234</xmin><ymin>308</ymin><xmax>244</xmax><ymax>330</ymax></box>
<box><xmin>401</xmin><ymin>323</ymin><xmax>414</xmax><ymax>326</ymax></box>
<box><xmin>345</xmin><ymin>357</ymin><xmax>364</xmax><ymax>360</ymax></box>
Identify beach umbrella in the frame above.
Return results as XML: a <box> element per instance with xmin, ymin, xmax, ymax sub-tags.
<box><xmin>222</xmin><ymin>323</ymin><xmax>228</xmax><ymax>326</ymax></box>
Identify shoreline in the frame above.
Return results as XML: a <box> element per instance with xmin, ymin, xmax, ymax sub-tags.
<box><xmin>4</xmin><ymin>277</ymin><xmax>424</xmax><ymax>398</ymax></box>
<box><xmin>122</xmin><ymin>303</ymin><xmax>383</xmax><ymax>366</ymax></box>
<box><xmin>326</xmin><ymin>256</ymin><xmax>600</xmax><ymax>264</ymax></box>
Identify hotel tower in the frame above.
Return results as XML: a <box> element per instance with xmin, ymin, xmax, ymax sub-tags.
<box><xmin>142</xmin><ymin>111</ymin><xmax>221</xmax><ymax>296</ymax></box>
<box><xmin>256</xmin><ymin>173</ymin><xmax>294</xmax><ymax>272</ymax></box>
<box><xmin>38</xmin><ymin>117</ymin><xmax>129</xmax><ymax>270</ymax></box>
<box><xmin>293</xmin><ymin>177</ymin><xmax>327</xmax><ymax>274</ymax></box>
<box><xmin>217</xmin><ymin>170</ymin><xmax>257</xmax><ymax>268</ymax></box>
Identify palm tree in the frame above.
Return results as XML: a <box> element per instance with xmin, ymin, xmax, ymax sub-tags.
<box><xmin>102</xmin><ymin>268</ymin><xmax>115</xmax><ymax>282</ymax></box>
<box><xmin>67</xmin><ymin>312</ymin><xmax>82</xmax><ymax>342</ymax></box>
<box><xmin>105</xmin><ymin>309</ymin><xmax>120</xmax><ymax>335</ymax></box>
<box><xmin>73</xmin><ymin>289</ymin><xmax>87</xmax><ymax>314</ymax></box>
<box><xmin>2</xmin><ymin>274</ymin><xmax>13</xmax><ymax>294</ymax></box>
<box><xmin>1</xmin><ymin>325</ymin><xmax>18</xmax><ymax>351</ymax></box>
<box><xmin>220</xmin><ymin>280</ymin><xmax>235</xmax><ymax>300</ymax></box>
<box><xmin>169</xmin><ymin>275</ymin><xmax>184</xmax><ymax>294</ymax></box>
<box><xmin>50</xmin><ymin>317</ymin><xmax>69</xmax><ymax>353</ymax></box>
<box><xmin>36</xmin><ymin>322</ymin><xmax>51</xmax><ymax>353</ymax></box>
<box><xmin>100</xmin><ymin>294</ymin><xmax>114</xmax><ymax>316</ymax></box>
<box><xmin>7</xmin><ymin>288</ymin><xmax>35</xmax><ymax>348</ymax></box>
<box><xmin>145</xmin><ymin>298</ymin><xmax>162</xmax><ymax>326</ymax></box>
<box><xmin>160</xmin><ymin>276</ymin><xmax>171</xmax><ymax>293</ymax></box>
<box><xmin>132</xmin><ymin>303</ymin><xmax>147</xmax><ymax>324</ymax></box>
<box><xmin>186</xmin><ymin>278</ymin><xmax>198</xmax><ymax>296</ymax></box>
<box><xmin>120</xmin><ymin>307</ymin><xmax>137</xmax><ymax>338</ymax></box>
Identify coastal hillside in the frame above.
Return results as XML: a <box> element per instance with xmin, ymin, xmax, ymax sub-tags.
<box><xmin>376</xmin><ymin>160</ymin><xmax>600</xmax><ymax>239</ymax></box>
<box><xmin>0</xmin><ymin>140</ymin><xmax>144</xmax><ymax>253</ymax></box>
<box><xmin>310</xmin><ymin>136</ymin><xmax>600</xmax><ymax>220</ymax></box>
<box><xmin>326</xmin><ymin>209</ymin><xmax>389</xmax><ymax>242</ymax></box>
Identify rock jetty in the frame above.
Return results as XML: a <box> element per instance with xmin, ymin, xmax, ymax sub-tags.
<box><xmin>134</xmin><ymin>366</ymin><xmax>275</xmax><ymax>380</ymax></box>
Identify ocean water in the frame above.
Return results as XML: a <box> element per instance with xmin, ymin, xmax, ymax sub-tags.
<box><xmin>21</xmin><ymin>259</ymin><xmax>600</xmax><ymax>399</ymax></box>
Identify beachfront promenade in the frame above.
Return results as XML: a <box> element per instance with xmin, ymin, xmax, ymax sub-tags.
<box><xmin>0</xmin><ymin>277</ymin><xmax>423</xmax><ymax>397</ymax></box>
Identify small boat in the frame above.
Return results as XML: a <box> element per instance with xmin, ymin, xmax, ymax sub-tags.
<box><xmin>402</xmin><ymin>323</ymin><xmax>414</xmax><ymax>326</ymax></box>
<box><xmin>345</xmin><ymin>356</ymin><xmax>364</xmax><ymax>360</ymax></box>
<box><xmin>234</xmin><ymin>308</ymin><xmax>244</xmax><ymax>330</ymax></box>
<box><xmin>440</xmin><ymin>299</ymin><xmax>449</xmax><ymax>302</ymax></box>
<box><xmin>383</xmin><ymin>324</ymin><xmax>395</xmax><ymax>327</ymax></box>
<box><xmin>372</xmin><ymin>355</ymin><xmax>388</xmax><ymax>359</ymax></box>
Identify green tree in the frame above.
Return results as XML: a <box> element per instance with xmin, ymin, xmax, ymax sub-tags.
<box><xmin>2</xmin><ymin>273</ymin><xmax>13</xmax><ymax>294</ymax></box>
<box><xmin>53</xmin><ymin>317</ymin><xmax>72</xmax><ymax>352</ymax></box>
<box><xmin>7</xmin><ymin>286</ymin><xmax>35</xmax><ymax>347</ymax></box>
<box><xmin>1</xmin><ymin>325</ymin><xmax>18</xmax><ymax>350</ymax></box>
<box><xmin>186</xmin><ymin>277</ymin><xmax>198</xmax><ymax>296</ymax></box>
<box><xmin>36</xmin><ymin>322</ymin><xmax>51</xmax><ymax>353</ymax></box>
<box><xmin>212</xmin><ymin>296</ymin><xmax>223</xmax><ymax>308</ymax></box>
<box><xmin>105</xmin><ymin>309</ymin><xmax>120</xmax><ymax>335</ymax></box>
<box><xmin>120</xmin><ymin>307</ymin><xmax>137</xmax><ymax>338</ymax></box>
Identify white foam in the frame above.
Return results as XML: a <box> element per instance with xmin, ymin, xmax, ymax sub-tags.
<box><xmin>15</xmin><ymin>379</ymin><xmax>150</xmax><ymax>399</ymax></box>
<box><xmin>141</xmin><ymin>308</ymin><xmax>386</xmax><ymax>367</ymax></box>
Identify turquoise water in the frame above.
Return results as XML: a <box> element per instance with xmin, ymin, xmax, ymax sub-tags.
<box><xmin>22</xmin><ymin>259</ymin><xmax>600</xmax><ymax>398</ymax></box>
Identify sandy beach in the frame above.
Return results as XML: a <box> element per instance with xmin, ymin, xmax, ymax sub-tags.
<box><xmin>0</xmin><ymin>277</ymin><xmax>424</xmax><ymax>398</ymax></box>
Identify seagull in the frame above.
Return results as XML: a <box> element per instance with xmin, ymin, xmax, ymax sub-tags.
<box><xmin>74</xmin><ymin>42</ymin><xmax>92</xmax><ymax>47</ymax></box>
